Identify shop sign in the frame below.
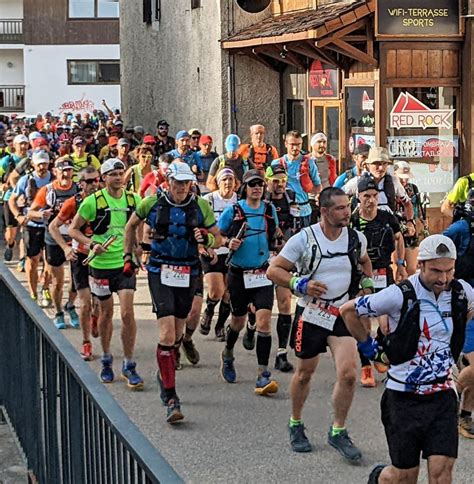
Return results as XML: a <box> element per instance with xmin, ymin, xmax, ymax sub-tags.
<box><xmin>362</xmin><ymin>90</ymin><xmax>374</xmax><ymax>111</ymax></box>
<box><xmin>387</xmin><ymin>135</ymin><xmax>458</xmax><ymax>159</ymax></box>
<box><xmin>376</xmin><ymin>0</ymin><xmax>461</xmax><ymax>37</ymax></box>
<box><xmin>308</xmin><ymin>60</ymin><xmax>338</xmax><ymax>98</ymax></box>
<box><xmin>389</xmin><ymin>92</ymin><xmax>455</xmax><ymax>130</ymax></box>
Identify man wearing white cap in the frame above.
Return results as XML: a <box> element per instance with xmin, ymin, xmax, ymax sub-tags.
<box><xmin>341</xmin><ymin>234</ymin><xmax>474</xmax><ymax>484</ymax></box>
<box><xmin>309</xmin><ymin>131</ymin><xmax>337</xmax><ymax>188</ymax></box>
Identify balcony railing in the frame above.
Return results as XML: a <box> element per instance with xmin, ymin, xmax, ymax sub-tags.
<box><xmin>0</xmin><ymin>86</ymin><xmax>24</xmax><ymax>112</ymax></box>
<box><xmin>0</xmin><ymin>19</ymin><xmax>23</xmax><ymax>43</ymax></box>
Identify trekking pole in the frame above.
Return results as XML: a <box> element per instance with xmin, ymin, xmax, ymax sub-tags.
<box><xmin>82</xmin><ymin>235</ymin><xmax>117</xmax><ymax>266</ymax></box>
<box><xmin>225</xmin><ymin>222</ymin><xmax>247</xmax><ymax>266</ymax></box>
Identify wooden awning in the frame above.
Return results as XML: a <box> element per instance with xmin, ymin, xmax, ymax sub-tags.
<box><xmin>221</xmin><ymin>0</ymin><xmax>377</xmax><ymax>70</ymax></box>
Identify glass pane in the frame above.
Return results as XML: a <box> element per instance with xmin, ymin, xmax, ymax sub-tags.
<box><xmin>98</xmin><ymin>62</ymin><xmax>120</xmax><ymax>83</ymax></box>
<box><xmin>69</xmin><ymin>0</ymin><xmax>95</xmax><ymax>18</ymax></box>
<box><xmin>326</xmin><ymin>107</ymin><xmax>339</xmax><ymax>159</ymax></box>
<box><xmin>312</xmin><ymin>105</ymin><xmax>323</xmax><ymax>133</ymax></box>
<box><xmin>98</xmin><ymin>0</ymin><xmax>119</xmax><ymax>17</ymax></box>
<box><xmin>70</xmin><ymin>61</ymin><xmax>97</xmax><ymax>83</ymax></box>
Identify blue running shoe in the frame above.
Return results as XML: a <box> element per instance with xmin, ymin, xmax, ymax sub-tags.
<box><xmin>54</xmin><ymin>312</ymin><xmax>66</xmax><ymax>330</ymax></box>
<box><xmin>100</xmin><ymin>356</ymin><xmax>114</xmax><ymax>383</ymax></box>
<box><xmin>121</xmin><ymin>361</ymin><xmax>144</xmax><ymax>390</ymax></box>
<box><xmin>65</xmin><ymin>304</ymin><xmax>80</xmax><ymax>329</ymax></box>
<box><xmin>255</xmin><ymin>370</ymin><xmax>278</xmax><ymax>395</ymax></box>
<box><xmin>220</xmin><ymin>350</ymin><xmax>236</xmax><ymax>383</ymax></box>
<box><xmin>288</xmin><ymin>422</ymin><xmax>312</xmax><ymax>453</ymax></box>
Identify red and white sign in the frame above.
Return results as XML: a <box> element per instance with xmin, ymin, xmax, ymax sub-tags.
<box><xmin>362</xmin><ymin>90</ymin><xmax>374</xmax><ymax>111</ymax></box>
<box><xmin>387</xmin><ymin>135</ymin><xmax>458</xmax><ymax>159</ymax></box>
<box><xmin>389</xmin><ymin>92</ymin><xmax>454</xmax><ymax>130</ymax></box>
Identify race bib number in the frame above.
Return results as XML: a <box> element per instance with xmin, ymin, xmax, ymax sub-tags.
<box><xmin>302</xmin><ymin>301</ymin><xmax>339</xmax><ymax>331</ymax></box>
<box><xmin>161</xmin><ymin>265</ymin><xmax>191</xmax><ymax>288</ymax></box>
<box><xmin>243</xmin><ymin>269</ymin><xmax>273</xmax><ymax>289</ymax></box>
<box><xmin>89</xmin><ymin>277</ymin><xmax>111</xmax><ymax>297</ymax></box>
<box><xmin>373</xmin><ymin>268</ymin><xmax>387</xmax><ymax>289</ymax></box>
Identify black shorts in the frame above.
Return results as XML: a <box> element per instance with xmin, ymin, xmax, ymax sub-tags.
<box><xmin>148</xmin><ymin>271</ymin><xmax>199</xmax><ymax>319</ymax></box>
<box><xmin>381</xmin><ymin>389</ymin><xmax>458</xmax><ymax>470</ymax></box>
<box><xmin>71</xmin><ymin>253</ymin><xmax>90</xmax><ymax>291</ymax></box>
<box><xmin>290</xmin><ymin>304</ymin><xmax>352</xmax><ymax>359</ymax></box>
<box><xmin>24</xmin><ymin>226</ymin><xmax>45</xmax><ymax>258</ymax></box>
<box><xmin>2</xmin><ymin>202</ymin><xmax>18</xmax><ymax>228</ymax></box>
<box><xmin>201</xmin><ymin>253</ymin><xmax>228</xmax><ymax>275</ymax></box>
<box><xmin>46</xmin><ymin>243</ymin><xmax>66</xmax><ymax>267</ymax></box>
<box><xmin>227</xmin><ymin>267</ymin><xmax>274</xmax><ymax>317</ymax></box>
<box><xmin>89</xmin><ymin>267</ymin><xmax>137</xmax><ymax>301</ymax></box>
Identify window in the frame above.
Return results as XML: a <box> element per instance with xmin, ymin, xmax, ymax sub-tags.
<box><xmin>143</xmin><ymin>0</ymin><xmax>161</xmax><ymax>24</ymax></box>
<box><xmin>68</xmin><ymin>60</ymin><xmax>120</xmax><ymax>84</ymax></box>
<box><xmin>191</xmin><ymin>0</ymin><xmax>201</xmax><ymax>8</ymax></box>
<box><xmin>69</xmin><ymin>0</ymin><xmax>119</xmax><ymax>19</ymax></box>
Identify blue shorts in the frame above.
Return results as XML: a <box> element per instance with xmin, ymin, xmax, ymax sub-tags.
<box><xmin>462</xmin><ymin>320</ymin><xmax>474</xmax><ymax>354</ymax></box>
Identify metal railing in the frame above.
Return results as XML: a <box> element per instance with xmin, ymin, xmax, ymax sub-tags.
<box><xmin>0</xmin><ymin>264</ymin><xmax>183</xmax><ymax>484</ymax></box>
<box><xmin>0</xmin><ymin>19</ymin><xmax>23</xmax><ymax>43</ymax></box>
<box><xmin>0</xmin><ymin>86</ymin><xmax>25</xmax><ymax>112</ymax></box>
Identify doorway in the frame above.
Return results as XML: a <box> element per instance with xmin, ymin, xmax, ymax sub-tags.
<box><xmin>309</xmin><ymin>100</ymin><xmax>341</xmax><ymax>160</ymax></box>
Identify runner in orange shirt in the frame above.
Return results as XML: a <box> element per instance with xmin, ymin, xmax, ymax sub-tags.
<box><xmin>239</xmin><ymin>124</ymin><xmax>279</xmax><ymax>172</ymax></box>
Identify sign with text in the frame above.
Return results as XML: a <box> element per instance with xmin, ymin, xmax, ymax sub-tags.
<box><xmin>387</xmin><ymin>135</ymin><xmax>459</xmax><ymax>159</ymax></box>
<box><xmin>376</xmin><ymin>0</ymin><xmax>461</xmax><ymax>37</ymax></box>
<box><xmin>308</xmin><ymin>60</ymin><xmax>339</xmax><ymax>98</ymax></box>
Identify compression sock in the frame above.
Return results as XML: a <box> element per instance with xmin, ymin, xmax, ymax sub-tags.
<box><xmin>225</xmin><ymin>325</ymin><xmax>240</xmax><ymax>353</ymax></box>
<box><xmin>276</xmin><ymin>314</ymin><xmax>292</xmax><ymax>349</ymax></box>
<box><xmin>256</xmin><ymin>332</ymin><xmax>272</xmax><ymax>367</ymax></box>
<box><xmin>216</xmin><ymin>301</ymin><xmax>231</xmax><ymax>329</ymax></box>
<box><xmin>331</xmin><ymin>426</ymin><xmax>346</xmax><ymax>437</ymax></box>
<box><xmin>247</xmin><ymin>309</ymin><xmax>256</xmax><ymax>331</ymax></box>
<box><xmin>289</xmin><ymin>417</ymin><xmax>302</xmax><ymax>427</ymax></box>
<box><xmin>156</xmin><ymin>344</ymin><xmax>176</xmax><ymax>390</ymax></box>
<box><xmin>184</xmin><ymin>325</ymin><xmax>195</xmax><ymax>341</ymax></box>
<box><xmin>205</xmin><ymin>296</ymin><xmax>219</xmax><ymax>316</ymax></box>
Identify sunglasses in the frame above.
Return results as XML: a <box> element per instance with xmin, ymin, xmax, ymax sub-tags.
<box><xmin>158</xmin><ymin>126</ymin><xmax>168</xmax><ymax>130</ymax></box>
<box><xmin>140</xmin><ymin>153</ymin><xmax>153</xmax><ymax>158</ymax></box>
<box><xmin>81</xmin><ymin>177</ymin><xmax>100</xmax><ymax>184</ymax></box>
<box><xmin>247</xmin><ymin>180</ymin><xmax>265</xmax><ymax>188</ymax></box>
<box><xmin>270</xmin><ymin>176</ymin><xmax>288</xmax><ymax>183</ymax></box>
<box><xmin>191</xmin><ymin>136</ymin><xmax>200</xmax><ymax>140</ymax></box>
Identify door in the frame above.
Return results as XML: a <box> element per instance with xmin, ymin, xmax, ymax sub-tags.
<box><xmin>310</xmin><ymin>100</ymin><xmax>340</xmax><ymax>160</ymax></box>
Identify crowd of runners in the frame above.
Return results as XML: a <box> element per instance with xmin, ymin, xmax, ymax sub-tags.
<box><xmin>1</xmin><ymin>108</ymin><xmax>474</xmax><ymax>483</ymax></box>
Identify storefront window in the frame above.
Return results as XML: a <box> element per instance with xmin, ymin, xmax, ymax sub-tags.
<box><xmin>386</xmin><ymin>87</ymin><xmax>458</xmax><ymax>206</ymax></box>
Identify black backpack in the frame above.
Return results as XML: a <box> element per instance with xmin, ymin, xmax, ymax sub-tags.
<box><xmin>382</xmin><ymin>279</ymin><xmax>468</xmax><ymax>366</ymax></box>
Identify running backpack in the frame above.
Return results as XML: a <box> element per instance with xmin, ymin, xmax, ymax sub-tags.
<box><xmin>278</xmin><ymin>155</ymin><xmax>313</xmax><ymax>193</ymax></box>
<box><xmin>383</xmin><ymin>174</ymin><xmax>396</xmax><ymax>212</ymax></box>
<box><xmin>247</xmin><ymin>143</ymin><xmax>273</xmax><ymax>170</ymax></box>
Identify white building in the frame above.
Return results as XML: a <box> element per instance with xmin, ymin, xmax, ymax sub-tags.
<box><xmin>0</xmin><ymin>0</ymin><xmax>120</xmax><ymax>116</ymax></box>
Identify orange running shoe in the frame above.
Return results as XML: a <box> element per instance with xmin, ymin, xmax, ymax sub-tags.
<box><xmin>360</xmin><ymin>365</ymin><xmax>376</xmax><ymax>388</ymax></box>
<box><xmin>80</xmin><ymin>341</ymin><xmax>93</xmax><ymax>361</ymax></box>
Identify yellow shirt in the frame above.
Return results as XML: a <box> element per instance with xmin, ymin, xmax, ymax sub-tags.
<box><xmin>447</xmin><ymin>173</ymin><xmax>474</xmax><ymax>203</ymax></box>
<box><xmin>70</xmin><ymin>153</ymin><xmax>101</xmax><ymax>181</ymax></box>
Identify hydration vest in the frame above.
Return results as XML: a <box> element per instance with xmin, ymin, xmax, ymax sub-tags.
<box><xmin>382</xmin><ymin>174</ymin><xmax>396</xmax><ymax>212</ymax></box>
<box><xmin>45</xmin><ymin>182</ymin><xmax>79</xmax><ymax>221</ymax></box>
<box><xmin>278</xmin><ymin>155</ymin><xmax>314</xmax><ymax>193</ymax></box>
<box><xmin>247</xmin><ymin>143</ymin><xmax>273</xmax><ymax>170</ymax></box>
<box><xmin>267</xmin><ymin>189</ymin><xmax>300</xmax><ymax>238</ymax></box>
<box><xmin>452</xmin><ymin>176</ymin><xmax>474</xmax><ymax>222</ymax></box>
<box><xmin>90</xmin><ymin>188</ymin><xmax>137</xmax><ymax>235</ymax></box>
<box><xmin>382</xmin><ymin>279</ymin><xmax>468</xmax><ymax>368</ymax></box>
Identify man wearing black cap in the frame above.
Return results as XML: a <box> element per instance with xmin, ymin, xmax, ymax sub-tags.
<box><xmin>218</xmin><ymin>169</ymin><xmax>280</xmax><ymax>395</ymax></box>
<box><xmin>155</xmin><ymin>120</ymin><xmax>175</xmax><ymax>156</ymax></box>
<box><xmin>71</xmin><ymin>136</ymin><xmax>101</xmax><ymax>182</ymax></box>
<box><xmin>334</xmin><ymin>143</ymin><xmax>371</xmax><ymax>188</ymax></box>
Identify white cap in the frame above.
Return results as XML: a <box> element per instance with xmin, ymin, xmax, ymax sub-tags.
<box><xmin>100</xmin><ymin>158</ymin><xmax>126</xmax><ymax>175</ymax></box>
<box><xmin>13</xmin><ymin>134</ymin><xmax>29</xmax><ymax>144</ymax></box>
<box><xmin>310</xmin><ymin>132</ymin><xmax>327</xmax><ymax>146</ymax></box>
<box><xmin>32</xmin><ymin>150</ymin><xmax>50</xmax><ymax>165</ymax></box>
<box><xmin>417</xmin><ymin>235</ymin><xmax>457</xmax><ymax>261</ymax></box>
<box><xmin>28</xmin><ymin>131</ymin><xmax>42</xmax><ymax>142</ymax></box>
<box><xmin>167</xmin><ymin>161</ymin><xmax>196</xmax><ymax>182</ymax></box>
<box><xmin>394</xmin><ymin>160</ymin><xmax>414</xmax><ymax>179</ymax></box>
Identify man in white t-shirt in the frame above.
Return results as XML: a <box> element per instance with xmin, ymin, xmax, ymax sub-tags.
<box><xmin>267</xmin><ymin>187</ymin><xmax>373</xmax><ymax>459</ymax></box>
<box><xmin>340</xmin><ymin>235</ymin><xmax>474</xmax><ymax>484</ymax></box>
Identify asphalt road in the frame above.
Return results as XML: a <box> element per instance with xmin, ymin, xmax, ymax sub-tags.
<box><xmin>5</xmin><ymin>262</ymin><xmax>474</xmax><ymax>484</ymax></box>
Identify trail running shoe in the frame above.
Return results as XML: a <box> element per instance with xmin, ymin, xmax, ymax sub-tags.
<box><xmin>121</xmin><ymin>361</ymin><xmax>144</xmax><ymax>390</ymax></box>
<box><xmin>80</xmin><ymin>341</ymin><xmax>93</xmax><ymax>361</ymax></box>
<box><xmin>100</xmin><ymin>356</ymin><xmax>114</xmax><ymax>383</ymax></box>
<box><xmin>361</xmin><ymin>365</ymin><xmax>376</xmax><ymax>388</ymax></box>
<box><xmin>255</xmin><ymin>371</ymin><xmax>278</xmax><ymax>395</ymax></box>
<box><xmin>54</xmin><ymin>312</ymin><xmax>66</xmax><ymax>330</ymax></box>
<box><xmin>199</xmin><ymin>310</ymin><xmax>213</xmax><ymax>335</ymax></box>
<box><xmin>288</xmin><ymin>422</ymin><xmax>312</xmax><ymax>453</ymax></box>
<box><xmin>368</xmin><ymin>464</ymin><xmax>387</xmax><ymax>484</ymax></box>
<box><xmin>30</xmin><ymin>293</ymin><xmax>38</xmax><ymax>302</ymax></box>
<box><xmin>220</xmin><ymin>350</ymin><xmax>236</xmax><ymax>383</ymax></box>
<box><xmin>328</xmin><ymin>427</ymin><xmax>362</xmax><ymax>462</ymax></box>
<box><xmin>459</xmin><ymin>416</ymin><xmax>474</xmax><ymax>439</ymax></box>
<box><xmin>66</xmin><ymin>304</ymin><xmax>80</xmax><ymax>329</ymax></box>
<box><xmin>41</xmin><ymin>288</ymin><xmax>52</xmax><ymax>308</ymax></box>
<box><xmin>275</xmin><ymin>351</ymin><xmax>294</xmax><ymax>372</ymax></box>
<box><xmin>4</xmin><ymin>246</ymin><xmax>13</xmax><ymax>262</ymax></box>
<box><xmin>182</xmin><ymin>338</ymin><xmax>200</xmax><ymax>365</ymax></box>
<box><xmin>166</xmin><ymin>399</ymin><xmax>184</xmax><ymax>424</ymax></box>
<box><xmin>242</xmin><ymin>327</ymin><xmax>256</xmax><ymax>351</ymax></box>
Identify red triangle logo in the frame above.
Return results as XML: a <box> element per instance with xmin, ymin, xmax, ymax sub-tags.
<box><xmin>404</xmin><ymin>92</ymin><xmax>429</xmax><ymax>111</ymax></box>
<box><xmin>392</xmin><ymin>92</ymin><xmax>407</xmax><ymax>114</ymax></box>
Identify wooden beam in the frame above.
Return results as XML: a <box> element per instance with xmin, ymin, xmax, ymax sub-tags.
<box><xmin>305</xmin><ymin>41</ymin><xmax>344</xmax><ymax>69</ymax></box>
<box><xmin>331</xmin><ymin>39</ymin><xmax>378</xmax><ymax>66</ymax></box>
<box><xmin>253</xmin><ymin>45</ymin><xmax>303</xmax><ymax>69</ymax></box>
<box><xmin>245</xmin><ymin>49</ymin><xmax>280</xmax><ymax>71</ymax></box>
<box><xmin>316</xmin><ymin>18</ymin><xmax>368</xmax><ymax>48</ymax></box>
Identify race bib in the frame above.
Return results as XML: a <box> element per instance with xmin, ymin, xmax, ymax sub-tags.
<box><xmin>89</xmin><ymin>277</ymin><xmax>111</xmax><ymax>297</ymax></box>
<box><xmin>302</xmin><ymin>301</ymin><xmax>339</xmax><ymax>331</ymax></box>
<box><xmin>243</xmin><ymin>269</ymin><xmax>273</xmax><ymax>289</ymax></box>
<box><xmin>161</xmin><ymin>265</ymin><xmax>191</xmax><ymax>288</ymax></box>
<box><xmin>373</xmin><ymin>268</ymin><xmax>387</xmax><ymax>289</ymax></box>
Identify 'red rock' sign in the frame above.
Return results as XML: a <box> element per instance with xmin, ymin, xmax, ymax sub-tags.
<box><xmin>389</xmin><ymin>92</ymin><xmax>454</xmax><ymax>130</ymax></box>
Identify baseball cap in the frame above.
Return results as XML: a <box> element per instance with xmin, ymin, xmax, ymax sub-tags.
<box><xmin>118</xmin><ymin>137</ymin><xmax>130</xmax><ymax>147</ymax></box>
<box><xmin>32</xmin><ymin>137</ymin><xmax>48</xmax><ymax>149</ymax></box>
<box><xmin>225</xmin><ymin>134</ymin><xmax>241</xmax><ymax>153</ymax></box>
<box><xmin>108</xmin><ymin>136</ymin><xmax>119</xmax><ymax>146</ymax></box>
<box><xmin>73</xmin><ymin>136</ymin><xmax>86</xmax><ymax>145</ymax></box>
<box><xmin>166</xmin><ymin>161</ymin><xmax>196</xmax><ymax>182</ymax></box>
<box><xmin>13</xmin><ymin>134</ymin><xmax>29</xmax><ymax>144</ymax></box>
<box><xmin>58</xmin><ymin>133</ymin><xmax>71</xmax><ymax>142</ymax></box>
<box><xmin>100</xmin><ymin>158</ymin><xmax>126</xmax><ymax>175</ymax></box>
<box><xmin>354</xmin><ymin>143</ymin><xmax>371</xmax><ymax>156</ymax></box>
<box><xmin>32</xmin><ymin>150</ymin><xmax>50</xmax><ymax>165</ymax></box>
<box><xmin>243</xmin><ymin>169</ymin><xmax>265</xmax><ymax>184</ymax></box>
<box><xmin>417</xmin><ymin>235</ymin><xmax>456</xmax><ymax>261</ymax></box>
<box><xmin>157</xmin><ymin>120</ymin><xmax>169</xmax><ymax>128</ymax></box>
<box><xmin>366</xmin><ymin>146</ymin><xmax>391</xmax><ymax>164</ymax></box>
<box><xmin>394</xmin><ymin>160</ymin><xmax>414</xmax><ymax>179</ymax></box>
<box><xmin>54</xmin><ymin>157</ymin><xmax>74</xmax><ymax>170</ymax></box>
<box><xmin>134</xmin><ymin>125</ymin><xmax>145</xmax><ymax>134</ymax></box>
<box><xmin>216</xmin><ymin>168</ymin><xmax>235</xmax><ymax>185</ymax></box>
<box><xmin>266</xmin><ymin>165</ymin><xmax>287</xmax><ymax>178</ymax></box>
<box><xmin>357</xmin><ymin>174</ymin><xmax>378</xmax><ymax>193</ymax></box>
<box><xmin>143</xmin><ymin>134</ymin><xmax>156</xmax><ymax>144</ymax></box>
<box><xmin>189</xmin><ymin>128</ymin><xmax>201</xmax><ymax>137</ymax></box>
<box><xmin>199</xmin><ymin>135</ymin><xmax>213</xmax><ymax>145</ymax></box>
<box><xmin>176</xmin><ymin>130</ymin><xmax>190</xmax><ymax>141</ymax></box>
<box><xmin>28</xmin><ymin>131</ymin><xmax>42</xmax><ymax>142</ymax></box>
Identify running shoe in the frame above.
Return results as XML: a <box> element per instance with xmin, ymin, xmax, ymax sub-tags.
<box><xmin>41</xmin><ymin>288</ymin><xmax>53</xmax><ymax>308</ymax></box>
<box><xmin>220</xmin><ymin>350</ymin><xmax>236</xmax><ymax>383</ymax></box>
<box><xmin>90</xmin><ymin>314</ymin><xmax>99</xmax><ymax>338</ymax></box>
<box><xmin>4</xmin><ymin>246</ymin><xmax>13</xmax><ymax>262</ymax></box>
<box><xmin>215</xmin><ymin>325</ymin><xmax>226</xmax><ymax>342</ymax></box>
<box><xmin>242</xmin><ymin>327</ymin><xmax>256</xmax><ymax>351</ymax></box>
<box><xmin>199</xmin><ymin>310</ymin><xmax>213</xmax><ymax>335</ymax></box>
<box><xmin>182</xmin><ymin>338</ymin><xmax>200</xmax><ymax>365</ymax></box>
<box><xmin>328</xmin><ymin>427</ymin><xmax>362</xmax><ymax>462</ymax></box>
<box><xmin>100</xmin><ymin>356</ymin><xmax>114</xmax><ymax>383</ymax></box>
<box><xmin>16</xmin><ymin>257</ymin><xmax>25</xmax><ymax>272</ymax></box>
<box><xmin>255</xmin><ymin>371</ymin><xmax>278</xmax><ymax>395</ymax></box>
<box><xmin>80</xmin><ymin>341</ymin><xmax>93</xmax><ymax>361</ymax></box>
<box><xmin>65</xmin><ymin>304</ymin><xmax>80</xmax><ymax>329</ymax></box>
<box><xmin>121</xmin><ymin>361</ymin><xmax>144</xmax><ymax>390</ymax></box>
<box><xmin>459</xmin><ymin>416</ymin><xmax>474</xmax><ymax>439</ymax></box>
<box><xmin>166</xmin><ymin>399</ymin><xmax>184</xmax><ymax>424</ymax></box>
<box><xmin>54</xmin><ymin>312</ymin><xmax>66</xmax><ymax>330</ymax></box>
<box><xmin>30</xmin><ymin>293</ymin><xmax>38</xmax><ymax>302</ymax></box>
<box><xmin>361</xmin><ymin>365</ymin><xmax>376</xmax><ymax>387</ymax></box>
<box><xmin>275</xmin><ymin>351</ymin><xmax>294</xmax><ymax>373</ymax></box>
<box><xmin>368</xmin><ymin>464</ymin><xmax>387</xmax><ymax>484</ymax></box>
<box><xmin>288</xmin><ymin>422</ymin><xmax>312</xmax><ymax>453</ymax></box>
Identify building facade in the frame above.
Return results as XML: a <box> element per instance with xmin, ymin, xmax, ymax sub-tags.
<box><xmin>0</xmin><ymin>0</ymin><xmax>120</xmax><ymax>116</ymax></box>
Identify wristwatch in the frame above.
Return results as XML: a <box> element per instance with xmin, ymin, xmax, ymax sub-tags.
<box><xmin>396</xmin><ymin>259</ymin><xmax>406</xmax><ymax>267</ymax></box>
